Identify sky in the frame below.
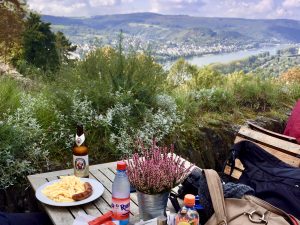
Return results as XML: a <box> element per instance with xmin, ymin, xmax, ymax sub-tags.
<box><xmin>27</xmin><ymin>0</ymin><xmax>300</xmax><ymax>20</ymax></box>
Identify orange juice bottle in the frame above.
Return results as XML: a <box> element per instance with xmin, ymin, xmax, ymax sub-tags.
<box><xmin>175</xmin><ymin>194</ymin><xmax>199</xmax><ymax>225</ymax></box>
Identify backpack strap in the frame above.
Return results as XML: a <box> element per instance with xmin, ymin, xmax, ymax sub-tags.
<box><xmin>204</xmin><ymin>169</ymin><xmax>228</xmax><ymax>225</ymax></box>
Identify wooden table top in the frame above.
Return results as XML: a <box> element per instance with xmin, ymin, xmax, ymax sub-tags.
<box><xmin>27</xmin><ymin>161</ymin><xmax>140</xmax><ymax>225</ymax></box>
<box><xmin>27</xmin><ymin>157</ymin><xmax>192</xmax><ymax>225</ymax></box>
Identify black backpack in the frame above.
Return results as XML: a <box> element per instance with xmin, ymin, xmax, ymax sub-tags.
<box><xmin>227</xmin><ymin>141</ymin><xmax>300</xmax><ymax>220</ymax></box>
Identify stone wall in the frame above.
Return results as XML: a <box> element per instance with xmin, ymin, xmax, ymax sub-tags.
<box><xmin>175</xmin><ymin>116</ymin><xmax>287</xmax><ymax>171</ymax></box>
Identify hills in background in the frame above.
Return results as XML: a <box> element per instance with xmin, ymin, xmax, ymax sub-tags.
<box><xmin>42</xmin><ymin>13</ymin><xmax>300</xmax><ymax>59</ymax></box>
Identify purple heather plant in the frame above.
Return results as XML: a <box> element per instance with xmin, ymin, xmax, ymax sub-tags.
<box><xmin>126</xmin><ymin>139</ymin><xmax>193</xmax><ymax>194</ymax></box>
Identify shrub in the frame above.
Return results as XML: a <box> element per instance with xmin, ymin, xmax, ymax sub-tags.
<box><xmin>190</xmin><ymin>87</ymin><xmax>234</xmax><ymax>112</ymax></box>
<box><xmin>285</xmin><ymin>82</ymin><xmax>300</xmax><ymax>103</ymax></box>
<box><xmin>0</xmin><ymin>124</ymin><xmax>35</xmax><ymax>189</ymax></box>
<box><xmin>190</xmin><ymin>66</ymin><xmax>225</xmax><ymax>89</ymax></box>
<box><xmin>279</xmin><ymin>66</ymin><xmax>300</xmax><ymax>83</ymax></box>
<box><xmin>0</xmin><ymin>78</ymin><xmax>21</xmax><ymax>118</ymax></box>
<box><xmin>73</xmin><ymin>47</ymin><xmax>166</xmax><ymax>107</ymax></box>
<box><xmin>167</xmin><ymin>58</ymin><xmax>197</xmax><ymax>87</ymax></box>
<box><xmin>227</xmin><ymin>72</ymin><xmax>284</xmax><ymax>111</ymax></box>
<box><xmin>0</xmin><ymin>94</ymin><xmax>50</xmax><ymax>189</ymax></box>
<box><xmin>96</xmin><ymin>92</ymin><xmax>183</xmax><ymax>154</ymax></box>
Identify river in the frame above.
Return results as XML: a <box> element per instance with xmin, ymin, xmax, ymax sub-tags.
<box><xmin>166</xmin><ymin>44</ymin><xmax>294</xmax><ymax>68</ymax></box>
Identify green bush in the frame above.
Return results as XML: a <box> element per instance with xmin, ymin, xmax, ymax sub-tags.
<box><xmin>286</xmin><ymin>82</ymin><xmax>300</xmax><ymax>103</ymax></box>
<box><xmin>226</xmin><ymin>72</ymin><xmax>285</xmax><ymax>111</ymax></box>
<box><xmin>0</xmin><ymin>124</ymin><xmax>35</xmax><ymax>188</ymax></box>
<box><xmin>190</xmin><ymin>87</ymin><xmax>235</xmax><ymax>112</ymax></box>
<box><xmin>191</xmin><ymin>66</ymin><xmax>225</xmax><ymax>89</ymax></box>
<box><xmin>0</xmin><ymin>78</ymin><xmax>21</xmax><ymax>118</ymax></box>
<box><xmin>167</xmin><ymin>58</ymin><xmax>198</xmax><ymax>87</ymax></box>
<box><xmin>0</xmin><ymin>95</ymin><xmax>50</xmax><ymax>188</ymax></box>
<box><xmin>0</xmin><ymin>46</ymin><xmax>184</xmax><ymax>188</ymax></box>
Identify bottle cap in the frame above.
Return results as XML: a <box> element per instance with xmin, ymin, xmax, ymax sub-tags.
<box><xmin>117</xmin><ymin>161</ymin><xmax>127</xmax><ymax>170</ymax></box>
<box><xmin>184</xmin><ymin>194</ymin><xmax>195</xmax><ymax>206</ymax></box>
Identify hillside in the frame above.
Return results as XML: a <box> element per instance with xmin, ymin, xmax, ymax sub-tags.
<box><xmin>211</xmin><ymin>47</ymin><xmax>300</xmax><ymax>76</ymax></box>
<box><xmin>42</xmin><ymin>13</ymin><xmax>300</xmax><ymax>59</ymax></box>
<box><xmin>0</xmin><ymin>61</ymin><xmax>32</xmax><ymax>85</ymax></box>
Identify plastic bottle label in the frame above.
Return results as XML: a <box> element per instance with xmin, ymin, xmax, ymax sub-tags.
<box><xmin>176</xmin><ymin>218</ymin><xmax>199</xmax><ymax>225</ymax></box>
<box><xmin>111</xmin><ymin>197</ymin><xmax>130</xmax><ymax>220</ymax></box>
<box><xmin>73</xmin><ymin>155</ymin><xmax>89</xmax><ymax>177</ymax></box>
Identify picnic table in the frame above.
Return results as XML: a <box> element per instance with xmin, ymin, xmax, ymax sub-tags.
<box><xmin>28</xmin><ymin>161</ymin><xmax>183</xmax><ymax>225</ymax></box>
<box><xmin>28</xmin><ymin>161</ymin><xmax>140</xmax><ymax>225</ymax></box>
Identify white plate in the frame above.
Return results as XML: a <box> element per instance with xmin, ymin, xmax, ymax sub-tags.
<box><xmin>35</xmin><ymin>178</ymin><xmax>104</xmax><ymax>207</ymax></box>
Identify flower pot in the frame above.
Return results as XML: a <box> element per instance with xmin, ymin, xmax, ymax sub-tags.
<box><xmin>136</xmin><ymin>191</ymin><xmax>169</xmax><ymax>221</ymax></box>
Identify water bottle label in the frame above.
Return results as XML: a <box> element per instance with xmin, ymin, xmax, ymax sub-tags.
<box><xmin>111</xmin><ymin>197</ymin><xmax>130</xmax><ymax>220</ymax></box>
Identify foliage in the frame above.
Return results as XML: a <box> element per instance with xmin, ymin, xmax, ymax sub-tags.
<box><xmin>1</xmin><ymin>44</ymin><xmax>300</xmax><ymax>191</ymax></box>
<box><xmin>212</xmin><ymin>48</ymin><xmax>300</xmax><ymax>78</ymax></box>
<box><xmin>190</xmin><ymin>66</ymin><xmax>224</xmax><ymax>89</ymax></box>
<box><xmin>279</xmin><ymin>66</ymin><xmax>300</xmax><ymax>83</ymax></box>
<box><xmin>55</xmin><ymin>31</ymin><xmax>77</xmax><ymax>64</ymax></box>
<box><xmin>226</xmin><ymin>72</ymin><xmax>287</xmax><ymax>111</ymax></box>
<box><xmin>126</xmin><ymin>139</ymin><xmax>192</xmax><ymax>194</ymax></box>
<box><xmin>21</xmin><ymin>13</ymin><xmax>59</xmax><ymax>72</ymax></box>
<box><xmin>0</xmin><ymin>0</ymin><xmax>26</xmax><ymax>63</ymax></box>
<box><xmin>0</xmin><ymin>78</ymin><xmax>21</xmax><ymax>117</ymax></box>
<box><xmin>190</xmin><ymin>87</ymin><xmax>234</xmax><ymax>112</ymax></box>
<box><xmin>0</xmin><ymin>94</ymin><xmax>50</xmax><ymax>189</ymax></box>
<box><xmin>167</xmin><ymin>58</ymin><xmax>197</xmax><ymax>87</ymax></box>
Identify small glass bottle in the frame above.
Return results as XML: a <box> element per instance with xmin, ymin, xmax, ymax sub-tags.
<box><xmin>175</xmin><ymin>194</ymin><xmax>199</xmax><ymax>225</ymax></box>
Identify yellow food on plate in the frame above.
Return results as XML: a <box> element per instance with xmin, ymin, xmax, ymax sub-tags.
<box><xmin>42</xmin><ymin>176</ymin><xmax>85</xmax><ymax>202</ymax></box>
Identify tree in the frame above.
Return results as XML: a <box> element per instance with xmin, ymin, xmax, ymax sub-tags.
<box><xmin>55</xmin><ymin>31</ymin><xmax>76</xmax><ymax>64</ymax></box>
<box><xmin>280</xmin><ymin>67</ymin><xmax>300</xmax><ymax>83</ymax></box>
<box><xmin>22</xmin><ymin>12</ymin><xmax>59</xmax><ymax>71</ymax></box>
<box><xmin>167</xmin><ymin>58</ymin><xmax>197</xmax><ymax>87</ymax></box>
<box><xmin>0</xmin><ymin>0</ymin><xmax>26</xmax><ymax>63</ymax></box>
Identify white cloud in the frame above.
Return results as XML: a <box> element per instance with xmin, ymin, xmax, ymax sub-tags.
<box><xmin>26</xmin><ymin>0</ymin><xmax>300</xmax><ymax>19</ymax></box>
<box><xmin>282</xmin><ymin>0</ymin><xmax>300</xmax><ymax>8</ymax></box>
<box><xmin>198</xmin><ymin>0</ymin><xmax>300</xmax><ymax>19</ymax></box>
<box><xmin>254</xmin><ymin>0</ymin><xmax>274</xmax><ymax>13</ymax></box>
<box><xmin>150</xmin><ymin>0</ymin><xmax>204</xmax><ymax>14</ymax></box>
<box><xmin>89</xmin><ymin>0</ymin><xmax>118</xmax><ymax>7</ymax></box>
<box><xmin>28</xmin><ymin>0</ymin><xmax>88</xmax><ymax>16</ymax></box>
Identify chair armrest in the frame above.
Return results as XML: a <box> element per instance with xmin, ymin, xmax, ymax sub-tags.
<box><xmin>247</xmin><ymin>122</ymin><xmax>298</xmax><ymax>144</ymax></box>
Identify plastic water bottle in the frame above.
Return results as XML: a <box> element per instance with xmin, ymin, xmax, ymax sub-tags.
<box><xmin>175</xmin><ymin>194</ymin><xmax>199</xmax><ymax>225</ymax></box>
<box><xmin>111</xmin><ymin>161</ymin><xmax>130</xmax><ymax>225</ymax></box>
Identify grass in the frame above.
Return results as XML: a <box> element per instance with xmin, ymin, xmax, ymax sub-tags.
<box><xmin>0</xmin><ymin>78</ymin><xmax>21</xmax><ymax>118</ymax></box>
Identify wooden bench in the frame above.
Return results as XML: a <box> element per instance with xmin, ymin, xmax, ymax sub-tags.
<box><xmin>224</xmin><ymin>122</ymin><xmax>300</xmax><ymax>180</ymax></box>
